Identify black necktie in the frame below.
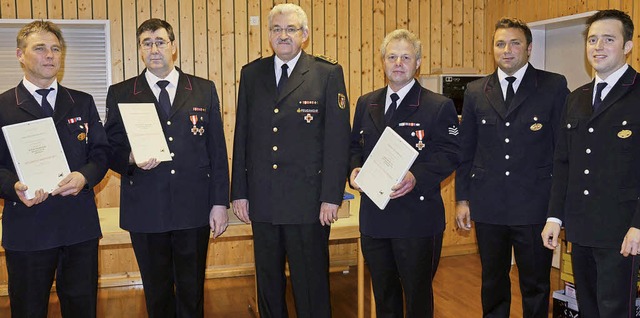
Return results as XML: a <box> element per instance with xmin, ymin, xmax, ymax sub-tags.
<box><xmin>277</xmin><ymin>64</ymin><xmax>289</xmax><ymax>93</ymax></box>
<box><xmin>385</xmin><ymin>93</ymin><xmax>400</xmax><ymax>124</ymax></box>
<box><xmin>156</xmin><ymin>80</ymin><xmax>171</xmax><ymax>116</ymax></box>
<box><xmin>592</xmin><ymin>82</ymin><xmax>608</xmax><ymax>112</ymax></box>
<box><xmin>505</xmin><ymin>76</ymin><xmax>516</xmax><ymax>108</ymax></box>
<box><xmin>36</xmin><ymin>88</ymin><xmax>54</xmax><ymax>117</ymax></box>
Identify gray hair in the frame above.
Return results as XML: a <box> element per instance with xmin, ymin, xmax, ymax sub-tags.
<box><xmin>268</xmin><ymin>3</ymin><xmax>309</xmax><ymax>32</ymax></box>
<box><xmin>380</xmin><ymin>29</ymin><xmax>421</xmax><ymax>59</ymax></box>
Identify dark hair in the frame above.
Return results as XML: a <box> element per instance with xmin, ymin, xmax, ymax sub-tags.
<box><xmin>585</xmin><ymin>9</ymin><xmax>634</xmax><ymax>43</ymax></box>
<box><xmin>136</xmin><ymin>18</ymin><xmax>175</xmax><ymax>43</ymax></box>
<box><xmin>17</xmin><ymin>20</ymin><xmax>65</xmax><ymax>49</ymax></box>
<box><xmin>494</xmin><ymin>17</ymin><xmax>532</xmax><ymax>45</ymax></box>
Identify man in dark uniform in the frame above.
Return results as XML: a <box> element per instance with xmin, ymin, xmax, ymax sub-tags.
<box><xmin>542</xmin><ymin>10</ymin><xmax>640</xmax><ymax>318</ymax></box>
<box><xmin>231</xmin><ymin>3</ymin><xmax>350</xmax><ymax>317</ymax></box>
<box><xmin>455</xmin><ymin>18</ymin><xmax>569</xmax><ymax>318</ymax></box>
<box><xmin>104</xmin><ymin>18</ymin><xmax>229</xmax><ymax>318</ymax></box>
<box><xmin>0</xmin><ymin>20</ymin><xmax>110</xmax><ymax>317</ymax></box>
<box><xmin>349</xmin><ymin>29</ymin><xmax>460</xmax><ymax>318</ymax></box>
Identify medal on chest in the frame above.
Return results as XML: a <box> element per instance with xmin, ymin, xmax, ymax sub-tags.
<box><xmin>415</xmin><ymin>130</ymin><xmax>425</xmax><ymax>151</ymax></box>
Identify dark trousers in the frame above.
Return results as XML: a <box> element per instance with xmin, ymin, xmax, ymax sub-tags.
<box><xmin>475</xmin><ymin>222</ymin><xmax>552</xmax><ymax>318</ymax></box>
<box><xmin>5</xmin><ymin>238</ymin><xmax>99</xmax><ymax>318</ymax></box>
<box><xmin>361</xmin><ymin>233</ymin><xmax>443</xmax><ymax>318</ymax></box>
<box><xmin>130</xmin><ymin>226</ymin><xmax>210</xmax><ymax>318</ymax></box>
<box><xmin>571</xmin><ymin>243</ymin><xmax>640</xmax><ymax>318</ymax></box>
<box><xmin>251</xmin><ymin>221</ymin><xmax>331</xmax><ymax>318</ymax></box>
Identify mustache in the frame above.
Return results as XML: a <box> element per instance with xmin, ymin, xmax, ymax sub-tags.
<box><xmin>277</xmin><ymin>39</ymin><xmax>291</xmax><ymax>44</ymax></box>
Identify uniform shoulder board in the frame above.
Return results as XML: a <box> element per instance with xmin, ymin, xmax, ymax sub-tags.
<box><xmin>315</xmin><ymin>54</ymin><xmax>338</xmax><ymax>65</ymax></box>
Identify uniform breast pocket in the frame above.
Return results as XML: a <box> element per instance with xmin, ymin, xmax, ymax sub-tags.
<box><xmin>521</xmin><ymin>114</ymin><xmax>550</xmax><ymax>144</ymax></box>
<box><xmin>613</xmin><ymin>123</ymin><xmax>637</xmax><ymax>154</ymax></box>
<box><xmin>564</xmin><ymin>119</ymin><xmax>579</xmax><ymax>149</ymax></box>
<box><xmin>188</xmin><ymin>110</ymin><xmax>208</xmax><ymax>136</ymax></box>
<box><xmin>64</xmin><ymin>121</ymin><xmax>88</xmax><ymax>157</ymax></box>
<box><xmin>477</xmin><ymin>116</ymin><xmax>498</xmax><ymax>146</ymax></box>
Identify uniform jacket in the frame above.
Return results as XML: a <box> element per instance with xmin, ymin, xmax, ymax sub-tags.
<box><xmin>0</xmin><ymin>82</ymin><xmax>109</xmax><ymax>251</ymax></box>
<box><xmin>105</xmin><ymin>68</ymin><xmax>229</xmax><ymax>233</ymax></box>
<box><xmin>548</xmin><ymin>66</ymin><xmax>640</xmax><ymax>248</ymax></box>
<box><xmin>456</xmin><ymin>64</ymin><xmax>568</xmax><ymax>225</ymax></box>
<box><xmin>231</xmin><ymin>52</ymin><xmax>351</xmax><ymax>224</ymax></box>
<box><xmin>349</xmin><ymin>81</ymin><xmax>460</xmax><ymax>238</ymax></box>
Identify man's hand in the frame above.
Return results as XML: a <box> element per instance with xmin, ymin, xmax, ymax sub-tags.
<box><xmin>456</xmin><ymin>200</ymin><xmax>472</xmax><ymax>230</ymax></box>
<box><xmin>349</xmin><ymin>168</ymin><xmax>362</xmax><ymax>192</ymax></box>
<box><xmin>14</xmin><ymin>181</ymin><xmax>48</xmax><ymax>207</ymax></box>
<box><xmin>620</xmin><ymin>227</ymin><xmax>640</xmax><ymax>257</ymax></box>
<box><xmin>389</xmin><ymin>171</ymin><xmax>416</xmax><ymax>199</ymax></box>
<box><xmin>232</xmin><ymin>199</ymin><xmax>251</xmax><ymax>224</ymax></box>
<box><xmin>51</xmin><ymin>172</ymin><xmax>87</xmax><ymax>196</ymax></box>
<box><xmin>130</xmin><ymin>152</ymin><xmax>161</xmax><ymax>170</ymax></box>
<box><xmin>319</xmin><ymin>202</ymin><xmax>339</xmax><ymax>226</ymax></box>
<box><xmin>541</xmin><ymin>221</ymin><xmax>561</xmax><ymax>250</ymax></box>
<box><xmin>209</xmin><ymin>205</ymin><xmax>229</xmax><ymax>238</ymax></box>
<box><xmin>137</xmin><ymin>158</ymin><xmax>161</xmax><ymax>170</ymax></box>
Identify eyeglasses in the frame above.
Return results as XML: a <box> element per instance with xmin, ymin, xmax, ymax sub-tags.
<box><xmin>270</xmin><ymin>27</ymin><xmax>303</xmax><ymax>35</ymax></box>
<box><xmin>140</xmin><ymin>40</ymin><xmax>171</xmax><ymax>50</ymax></box>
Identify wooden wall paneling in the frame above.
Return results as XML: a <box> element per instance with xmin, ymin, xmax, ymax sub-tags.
<box><xmin>419</xmin><ymin>0</ymin><xmax>430</xmax><ymax>74</ymax></box>
<box><xmin>396</xmin><ymin>0</ymin><xmax>408</xmax><ymax>29</ymax></box>
<box><xmin>262</xmin><ymin>0</ymin><xmax>274</xmax><ymax>57</ymax></box>
<box><xmin>16</xmin><ymin>0</ymin><xmax>30</xmax><ymax>18</ymax></box>
<box><xmin>633</xmin><ymin>0</ymin><xmax>640</xmax><ymax>68</ymax></box>
<box><xmin>78</xmin><ymin>0</ymin><xmax>91</xmax><ymax>19</ymax></box>
<box><xmin>536</xmin><ymin>0</ymin><xmax>549</xmax><ymax>22</ymax></box>
<box><xmin>164</xmin><ymin>0</ymin><xmax>180</xmax><ymax>71</ymax></box>
<box><xmin>220</xmin><ymin>0</ymin><xmax>237</xmax><ymax>159</ymax></box>
<box><xmin>121</xmin><ymin>0</ymin><xmax>139</xmax><ymax>79</ymax></box>
<box><xmin>231</xmin><ymin>0</ymin><xmax>248</xmax><ymax>159</ymax></box>
<box><xmin>372</xmin><ymin>0</ymin><xmax>385</xmax><ymax>89</ymax></box>
<box><xmin>179</xmin><ymin>0</ymin><xmax>195</xmax><ymax>75</ymax></box>
<box><xmin>473</xmin><ymin>0</ymin><xmax>484</xmax><ymax>73</ymax></box>
<box><xmin>585</xmin><ymin>0</ymin><xmax>598</xmax><ymax>11</ymax></box>
<box><xmin>596</xmin><ymin>0</ymin><xmax>609</xmax><ymax>10</ymax></box>
<box><xmin>462</xmin><ymin>0</ymin><xmax>473</xmax><ymax>68</ymax></box>
<box><xmin>93</xmin><ymin>0</ymin><xmax>106</xmax><ymax>20</ymax></box>
<box><xmin>312</xmin><ymin>0</ymin><xmax>324</xmax><ymax>54</ymax></box>
<box><xmin>108</xmin><ymin>0</ymin><xmax>124</xmax><ymax>84</ymax></box>
<box><xmin>207</xmin><ymin>0</ymin><xmax>222</xmax><ymax>89</ymax></box>
<box><xmin>0</xmin><ymin>0</ymin><xmax>16</xmax><ymax>18</ymax></box>
<box><xmin>150</xmin><ymin>0</ymin><xmax>164</xmax><ymax>18</ymax></box>
<box><xmin>452</xmin><ymin>0</ymin><xmax>463</xmax><ymax>68</ymax></box>
<box><xmin>407</xmin><ymin>0</ymin><xmax>419</xmax><ymax>34</ymax></box>
<box><xmin>137</xmin><ymin>0</ymin><xmax>150</xmax><ymax>25</ymax></box>
<box><xmin>32</xmin><ymin>0</ymin><xmax>45</xmax><ymax>18</ymax></box>
<box><xmin>620</xmin><ymin>0</ymin><xmax>633</xmax><ymax>19</ymax></box>
<box><xmin>325</xmin><ymin>0</ymin><xmax>337</xmax><ymax>59</ymax></box>
<box><xmin>360</xmin><ymin>0</ymin><xmax>374</xmax><ymax>93</ymax></box>
<box><xmin>193</xmin><ymin>0</ymin><xmax>209</xmax><ymax>79</ymax></box>
<box><xmin>63</xmin><ymin>0</ymin><xmax>77</xmax><ymax>19</ymax></box>
<box><xmin>609</xmin><ymin>0</ymin><xmax>622</xmax><ymax>11</ymax></box>
<box><xmin>484</xmin><ymin>0</ymin><xmax>497</xmax><ymax>73</ymax></box>
<box><xmin>336</xmin><ymin>0</ymin><xmax>350</xmax><ymax>93</ymax></box>
<box><xmin>348</xmin><ymin>0</ymin><xmax>362</xmax><ymax>115</ymax></box>
<box><xmin>547</xmin><ymin>0</ymin><xmax>558</xmax><ymax>17</ymax></box>
<box><xmin>247</xmin><ymin>0</ymin><xmax>262</xmax><ymax>61</ymax></box>
<box><xmin>430</xmin><ymin>0</ymin><xmax>442</xmax><ymax>71</ymax></box>
<box><xmin>233</xmin><ymin>0</ymin><xmax>249</xmax><ymax>68</ymax></box>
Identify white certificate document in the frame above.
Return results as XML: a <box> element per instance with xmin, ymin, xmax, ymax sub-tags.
<box><xmin>2</xmin><ymin>118</ymin><xmax>71</xmax><ymax>199</ymax></box>
<box><xmin>354</xmin><ymin>127</ymin><xmax>419</xmax><ymax>210</ymax></box>
<box><xmin>118</xmin><ymin>103</ymin><xmax>172</xmax><ymax>162</ymax></box>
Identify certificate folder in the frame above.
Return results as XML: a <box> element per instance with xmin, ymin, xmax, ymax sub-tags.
<box><xmin>2</xmin><ymin>118</ymin><xmax>71</xmax><ymax>199</ymax></box>
<box><xmin>118</xmin><ymin>103</ymin><xmax>172</xmax><ymax>163</ymax></box>
<box><xmin>354</xmin><ymin>127</ymin><xmax>419</xmax><ymax>210</ymax></box>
